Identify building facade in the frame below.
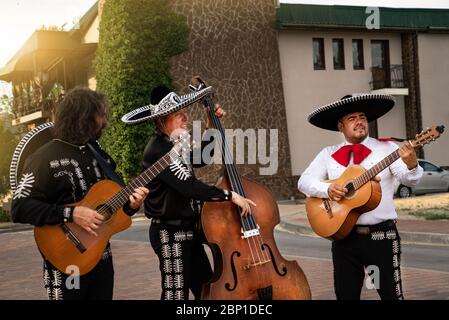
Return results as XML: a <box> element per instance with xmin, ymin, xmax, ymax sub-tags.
<box><xmin>277</xmin><ymin>4</ymin><xmax>449</xmax><ymax>177</ymax></box>
<box><xmin>2</xmin><ymin>2</ymin><xmax>448</xmax><ymax>198</ymax></box>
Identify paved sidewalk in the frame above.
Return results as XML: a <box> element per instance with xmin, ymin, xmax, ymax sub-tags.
<box><xmin>3</xmin><ymin>200</ymin><xmax>448</xmax><ymax>246</ymax></box>
<box><xmin>1</xmin><ymin>200</ymin><xmax>448</xmax><ymax>300</ymax></box>
<box><xmin>277</xmin><ymin>201</ymin><xmax>449</xmax><ymax>246</ymax></box>
<box><xmin>1</xmin><ymin>228</ymin><xmax>448</xmax><ymax>300</ymax></box>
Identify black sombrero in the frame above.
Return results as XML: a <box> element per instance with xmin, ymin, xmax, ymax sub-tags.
<box><xmin>9</xmin><ymin>122</ymin><xmax>54</xmax><ymax>191</ymax></box>
<box><xmin>121</xmin><ymin>85</ymin><xmax>212</xmax><ymax>125</ymax></box>
<box><xmin>308</xmin><ymin>94</ymin><xmax>395</xmax><ymax>131</ymax></box>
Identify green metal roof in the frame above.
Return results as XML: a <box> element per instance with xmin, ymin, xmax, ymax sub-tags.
<box><xmin>276</xmin><ymin>3</ymin><xmax>449</xmax><ymax>31</ymax></box>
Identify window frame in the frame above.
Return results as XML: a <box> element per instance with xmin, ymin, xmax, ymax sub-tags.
<box><xmin>332</xmin><ymin>38</ymin><xmax>345</xmax><ymax>70</ymax></box>
<box><xmin>313</xmin><ymin>37</ymin><xmax>326</xmax><ymax>70</ymax></box>
<box><xmin>352</xmin><ymin>39</ymin><xmax>365</xmax><ymax>70</ymax></box>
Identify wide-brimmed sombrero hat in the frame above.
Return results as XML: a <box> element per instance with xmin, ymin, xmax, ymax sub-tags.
<box><xmin>121</xmin><ymin>85</ymin><xmax>212</xmax><ymax>125</ymax></box>
<box><xmin>308</xmin><ymin>94</ymin><xmax>395</xmax><ymax>131</ymax></box>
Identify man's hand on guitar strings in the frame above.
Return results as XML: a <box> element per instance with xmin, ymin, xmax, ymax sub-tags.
<box><xmin>73</xmin><ymin>206</ymin><xmax>105</xmax><ymax>237</ymax></box>
<box><xmin>327</xmin><ymin>183</ymin><xmax>348</xmax><ymax>201</ymax></box>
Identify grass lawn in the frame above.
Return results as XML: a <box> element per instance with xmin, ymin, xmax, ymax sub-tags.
<box><xmin>395</xmin><ymin>193</ymin><xmax>449</xmax><ymax>220</ymax></box>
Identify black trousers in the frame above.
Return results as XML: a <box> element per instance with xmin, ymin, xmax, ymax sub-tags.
<box><xmin>42</xmin><ymin>246</ymin><xmax>114</xmax><ymax>300</ymax></box>
<box><xmin>149</xmin><ymin>221</ymin><xmax>213</xmax><ymax>300</ymax></box>
<box><xmin>332</xmin><ymin>221</ymin><xmax>404</xmax><ymax>300</ymax></box>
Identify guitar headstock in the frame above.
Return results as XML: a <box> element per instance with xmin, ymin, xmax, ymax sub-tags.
<box><xmin>170</xmin><ymin>129</ymin><xmax>192</xmax><ymax>157</ymax></box>
<box><xmin>409</xmin><ymin>125</ymin><xmax>445</xmax><ymax>148</ymax></box>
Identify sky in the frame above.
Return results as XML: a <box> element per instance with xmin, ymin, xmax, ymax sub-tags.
<box><xmin>1</xmin><ymin>0</ymin><xmax>449</xmax><ymax>97</ymax></box>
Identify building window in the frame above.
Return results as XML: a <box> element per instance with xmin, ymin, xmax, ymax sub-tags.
<box><xmin>332</xmin><ymin>39</ymin><xmax>345</xmax><ymax>70</ymax></box>
<box><xmin>371</xmin><ymin>40</ymin><xmax>391</xmax><ymax>89</ymax></box>
<box><xmin>371</xmin><ymin>40</ymin><xmax>390</xmax><ymax>68</ymax></box>
<box><xmin>352</xmin><ymin>39</ymin><xmax>364</xmax><ymax>69</ymax></box>
<box><xmin>313</xmin><ymin>38</ymin><xmax>325</xmax><ymax>70</ymax></box>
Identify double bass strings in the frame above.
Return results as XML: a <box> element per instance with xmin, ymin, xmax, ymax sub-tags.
<box><xmin>204</xmin><ymin>95</ymin><xmax>271</xmax><ymax>269</ymax></box>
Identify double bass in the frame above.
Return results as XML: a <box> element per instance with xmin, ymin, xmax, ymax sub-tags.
<box><xmin>190</xmin><ymin>77</ymin><xmax>311</xmax><ymax>300</ymax></box>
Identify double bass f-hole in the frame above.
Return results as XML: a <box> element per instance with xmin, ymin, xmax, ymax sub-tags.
<box><xmin>261</xmin><ymin>243</ymin><xmax>287</xmax><ymax>276</ymax></box>
<box><xmin>225</xmin><ymin>251</ymin><xmax>240</xmax><ymax>291</ymax></box>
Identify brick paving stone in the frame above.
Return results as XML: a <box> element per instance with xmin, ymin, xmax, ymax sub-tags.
<box><xmin>1</xmin><ymin>231</ymin><xmax>448</xmax><ymax>300</ymax></box>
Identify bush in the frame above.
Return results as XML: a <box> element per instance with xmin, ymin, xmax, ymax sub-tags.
<box><xmin>0</xmin><ymin>208</ymin><xmax>10</xmax><ymax>222</ymax></box>
<box><xmin>0</xmin><ymin>121</ymin><xmax>18</xmax><ymax>196</ymax></box>
<box><xmin>95</xmin><ymin>0</ymin><xmax>189</xmax><ymax>182</ymax></box>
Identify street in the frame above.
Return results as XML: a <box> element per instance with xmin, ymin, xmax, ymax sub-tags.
<box><xmin>117</xmin><ymin>219</ymin><xmax>449</xmax><ymax>273</ymax></box>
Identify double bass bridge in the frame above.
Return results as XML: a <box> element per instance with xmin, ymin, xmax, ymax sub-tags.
<box><xmin>243</xmin><ymin>259</ymin><xmax>271</xmax><ymax>271</ymax></box>
<box><xmin>241</xmin><ymin>226</ymin><xmax>260</xmax><ymax>239</ymax></box>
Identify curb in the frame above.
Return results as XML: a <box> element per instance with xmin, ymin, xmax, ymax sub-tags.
<box><xmin>0</xmin><ymin>224</ymin><xmax>33</xmax><ymax>234</ymax></box>
<box><xmin>279</xmin><ymin>219</ymin><xmax>449</xmax><ymax>246</ymax></box>
<box><xmin>3</xmin><ymin>216</ymin><xmax>449</xmax><ymax>246</ymax></box>
<box><xmin>0</xmin><ymin>213</ymin><xmax>148</xmax><ymax>234</ymax></box>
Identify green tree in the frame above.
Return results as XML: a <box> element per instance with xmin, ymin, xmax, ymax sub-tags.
<box><xmin>95</xmin><ymin>0</ymin><xmax>189</xmax><ymax>182</ymax></box>
<box><xmin>0</xmin><ymin>94</ymin><xmax>11</xmax><ymax>113</ymax></box>
<box><xmin>0</xmin><ymin>120</ymin><xmax>18</xmax><ymax>195</ymax></box>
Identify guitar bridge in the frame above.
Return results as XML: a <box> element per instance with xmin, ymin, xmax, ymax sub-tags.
<box><xmin>323</xmin><ymin>199</ymin><xmax>334</xmax><ymax>218</ymax></box>
<box><xmin>60</xmin><ymin>224</ymin><xmax>87</xmax><ymax>253</ymax></box>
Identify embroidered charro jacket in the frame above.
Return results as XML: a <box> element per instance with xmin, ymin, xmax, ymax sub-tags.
<box><xmin>11</xmin><ymin>139</ymin><xmax>135</xmax><ymax>226</ymax></box>
<box><xmin>142</xmin><ymin>131</ymin><xmax>230</xmax><ymax>220</ymax></box>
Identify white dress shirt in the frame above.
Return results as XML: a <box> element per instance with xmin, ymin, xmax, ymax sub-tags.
<box><xmin>298</xmin><ymin>136</ymin><xmax>423</xmax><ymax>225</ymax></box>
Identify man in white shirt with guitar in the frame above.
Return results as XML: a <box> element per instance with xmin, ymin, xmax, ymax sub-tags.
<box><xmin>298</xmin><ymin>94</ymin><xmax>425</xmax><ymax>300</ymax></box>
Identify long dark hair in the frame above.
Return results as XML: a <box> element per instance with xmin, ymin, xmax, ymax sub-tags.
<box><xmin>53</xmin><ymin>86</ymin><xmax>107</xmax><ymax>145</ymax></box>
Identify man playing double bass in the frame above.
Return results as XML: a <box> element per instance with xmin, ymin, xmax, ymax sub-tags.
<box><xmin>121</xmin><ymin>85</ymin><xmax>255</xmax><ymax>300</ymax></box>
<box><xmin>298</xmin><ymin>94</ymin><xmax>423</xmax><ymax>300</ymax></box>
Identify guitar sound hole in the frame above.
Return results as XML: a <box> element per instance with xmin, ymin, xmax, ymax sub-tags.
<box><xmin>96</xmin><ymin>204</ymin><xmax>113</xmax><ymax>220</ymax></box>
<box><xmin>344</xmin><ymin>182</ymin><xmax>356</xmax><ymax>198</ymax></box>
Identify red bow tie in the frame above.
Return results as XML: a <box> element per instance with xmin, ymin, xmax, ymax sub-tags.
<box><xmin>331</xmin><ymin>144</ymin><xmax>372</xmax><ymax>167</ymax></box>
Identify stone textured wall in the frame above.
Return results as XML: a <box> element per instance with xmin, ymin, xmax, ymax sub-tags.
<box><xmin>169</xmin><ymin>0</ymin><xmax>296</xmax><ymax>199</ymax></box>
<box><xmin>401</xmin><ymin>32</ymin><xmax>424</xmax><ymax>158</ymax></box>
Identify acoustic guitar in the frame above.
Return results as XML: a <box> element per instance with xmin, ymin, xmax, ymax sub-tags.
<box><xmin>34</xmin><ymin>131</ymin><xmax>191</xmax><ymax>275</ymax></box>
<box><xmin>306</xmin><ymin>125</ymin><xmax>444</xmax><ymax>240</ymax></box>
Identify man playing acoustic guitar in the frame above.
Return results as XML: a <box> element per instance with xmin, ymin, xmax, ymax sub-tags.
<box><xmin>11</xmin><ymin>87</ymin><xmax>149</xmax><ymax>300</ymax></box>
<box><xmin>298</xmin><ymin>94</ymin><xmax>423</xmax><ymax>300</ymax></box>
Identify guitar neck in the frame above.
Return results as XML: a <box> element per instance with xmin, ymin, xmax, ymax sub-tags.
<box><xmin>353</xmin><ymin>149</ymin><xmax>401</xmax><ymax>189</ymax></box>
<box><xmin>106</xmin><ymin>151</ymin><xmax>175</xmax><ymax>212</ymax></box>
<box><xmin>352</xmin><ymin>124</ymin><xmax>446</xmax><ymax>189</ymax></box>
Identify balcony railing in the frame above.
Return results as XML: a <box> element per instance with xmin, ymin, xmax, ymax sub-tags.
<box><xmin>11</xmin><ymin>95</ymin><xmax>43</xmax><ymax>119</ymax></box>
<box><xmin>370</xmin><ymin>64</ymin><xmax>407</xmax><ymax>90</ymax></box>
